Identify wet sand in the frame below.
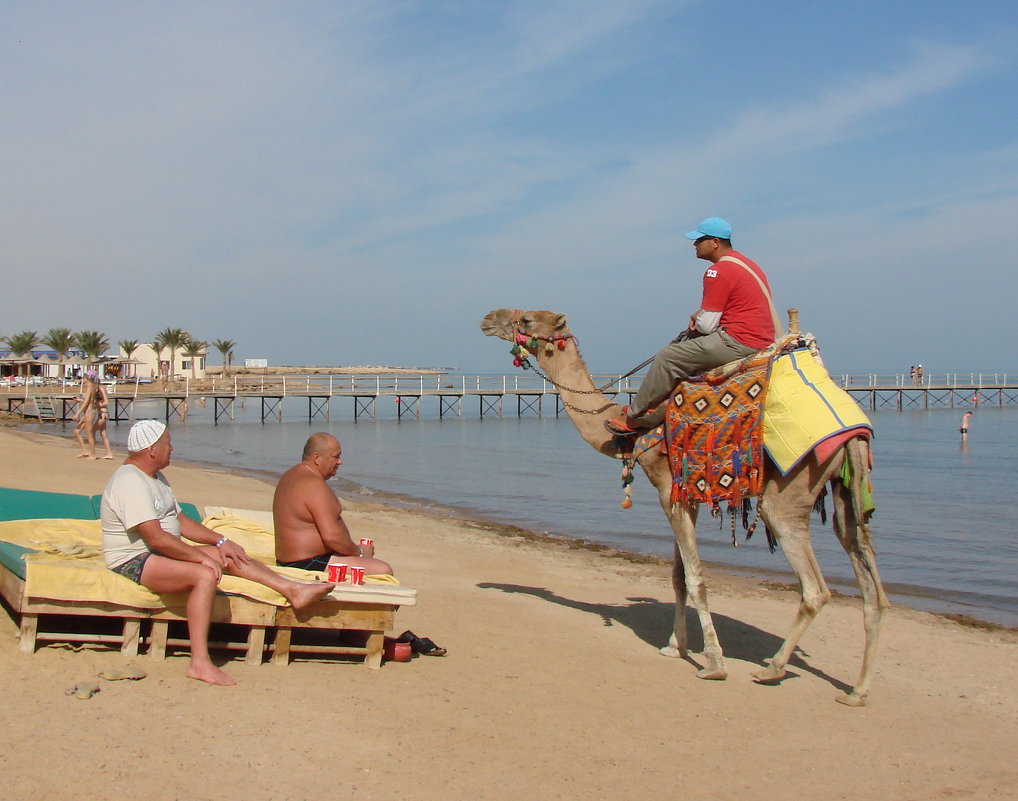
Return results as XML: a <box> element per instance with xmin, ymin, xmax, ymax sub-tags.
<box><xmin>0</xmin><ymin>427</ymin><xmax>1016</xmax><ymax>801</ymax></box>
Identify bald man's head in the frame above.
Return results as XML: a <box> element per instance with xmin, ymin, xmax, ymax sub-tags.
<box><xmin>303</xmin><ymin>432</ymin><xmax>339</xmax><ymax>461</ymax></box>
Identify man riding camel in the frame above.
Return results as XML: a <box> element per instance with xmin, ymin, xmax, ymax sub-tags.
<box><xmin>605</xmin><ymin>217</ymin><xmax>778</xmax><ymax>435</ymax></box>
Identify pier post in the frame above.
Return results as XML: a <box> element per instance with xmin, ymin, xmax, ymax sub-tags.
<box><xmin>308</xmin><ymin>396</ymin><xmax>330</xmax><ymax>422</ymax></box>
<box><xmin>214</xmin><ymin>397</ymin><xmax>235</xmax><ymax>424</ymax></box>
<box><xmin>261</xmin><ymin>396</ymin><xmax>283</xmax><ymax>423</ymax></box>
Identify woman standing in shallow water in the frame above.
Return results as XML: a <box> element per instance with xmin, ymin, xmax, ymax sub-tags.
<box><xmin>72</xmin><ymin>373</ymin><xmax>112</xmax><ymax>459</ymax></box>
<box><xmin>93</xmin><ymin>377</ymin><xmax>113</xmax><ymax>459</ymax></box>
<box><xmin>72</xmin><ymin>372</ymin><xmax>97</xmax><ymax>458</ymax></box>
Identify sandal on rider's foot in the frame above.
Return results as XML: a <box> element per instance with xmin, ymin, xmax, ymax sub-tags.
<box><xmin>604</xmin><ymin>412</ymin><xmax>638</xmax><ymax>436</ymax></box>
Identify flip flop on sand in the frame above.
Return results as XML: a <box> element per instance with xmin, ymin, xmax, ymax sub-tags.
<box><xmin>65</xmin><ymin>681</ymin><xmax>101</xmax><ymax>700</ymax></box>
<box><xmin>98</xmin><ymin>664</ymin><xmax>147</xmax><ymax>681</ymax></box>
<box><xmin>396</xmin><ymin>630</ymin><xmax>447</xmax><ymax>657</ymax></box>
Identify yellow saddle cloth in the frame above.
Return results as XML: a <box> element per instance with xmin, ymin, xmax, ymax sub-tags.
<box><xmin>763</xmin><ymin>349</ymin><xmax>872</xmax><ymax>474</ymax></box>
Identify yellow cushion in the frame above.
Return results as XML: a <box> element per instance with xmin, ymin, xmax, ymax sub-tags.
<box><xmin>763</xmin><ymin>349</ymin><xmax>872</xmax><ymax>474</ymax></box>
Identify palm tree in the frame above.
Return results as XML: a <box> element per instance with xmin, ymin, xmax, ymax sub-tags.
<box><xmin>211</xmin><ymin>339</ymin><xmax>237</xmax><ymax>376</ymax></box>
<box><xmin>151</xmin><ymin>331</ymin><xmax>169</xmax><ymax>384</ymax></box>
<box><xmin>154</xmin><ymin>327</ymin><xmax>188</xmax><ymax>383</ymax></box>
<box><xmin>3</xmin><ymin>331</ymin><xmax>40</xmax><ymax>379</ymax></box>
<box><xmin>41</xmin><ymin>327</ymin><xmax>76</xmax><ymax>379</ymax></box>
<box><xmin>182</xmin><ymin>339</ymin><xmax>208</xmax><ymax>379</ymax></box>
<box><xmin>75</xmin><ymin>330</ymin><xmax>110</xmax><ymax>369</ymax></box>
<box><xmin>118</xmin><ymin>339</ymin><xmax>140</xmax><ymax>380</ymax></box>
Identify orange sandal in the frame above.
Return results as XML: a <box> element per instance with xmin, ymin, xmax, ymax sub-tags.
<box><xmin>604</xmin><ymin>408</ymin><xmax>638</xmax><ymax>436</ymax></box>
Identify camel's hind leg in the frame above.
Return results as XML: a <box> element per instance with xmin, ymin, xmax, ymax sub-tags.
<box><xmin>829</xmin><ymin>438</ymin><xmax>889</xmax><ymax>707</ymax></box>
<box><xmin>659</xmin><ymin>538</ymin><xmax>689</xmax><ymax>658</ymax></box>
<box><xmin>662</xmin><ymin>503</ymin><xmax>727</xmax><ymax>680</ymax></box>
<box><xmin>753</xmin><ymin>487</ymin><xmax>831</xmax><ymax>686</ymax></box>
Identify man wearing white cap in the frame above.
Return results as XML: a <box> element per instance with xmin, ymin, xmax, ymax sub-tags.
<box><xmin>101</xmin><ymin>420</ymin><xmax>335</xmax><ymax>686</ymax></box>
<box><xmin>606</xmin><ymin>217</ymin><xmax>778</xmax><ymax>434</ymax></box>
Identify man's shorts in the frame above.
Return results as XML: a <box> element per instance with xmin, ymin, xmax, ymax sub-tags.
<box><xmin>109</xmin><ymin>552</ymin><xmax>151</xmax><ymax>584</ymax></box>
<box><xmin>276</xmin><ymin>553</ymin><xmax>333</xmax><ymax>571</ymax></box>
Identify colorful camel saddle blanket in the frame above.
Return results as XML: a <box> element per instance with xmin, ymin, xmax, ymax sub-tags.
<box><xmin>646</xmin><ymin>343</ymin><xmax>873</xmax><ymax>507</ymax></box>
<box><xmin>663</xmin><ymin>352</ymin><xmax>771</xmax><ymax>507</ymax></box>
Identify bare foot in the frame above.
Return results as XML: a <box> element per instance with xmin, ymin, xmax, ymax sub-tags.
<box><xmin>102</xmin><ymin>455</ymin><xmax>113</xmax><ymax>460</ymax></box>
<box><xmin>76</xmin><ymin>453</ymin><xmax>89</xmax><ymax>458</ymax></box>
<box><xmin>187</xmin><ymin>661</ymin><xmax>236</xmax><ymax>686</ymax></box>
<box><xmin>287</xmin><ymin>581</ymin><xmax>336</xmax><ymax>610</ymax></box>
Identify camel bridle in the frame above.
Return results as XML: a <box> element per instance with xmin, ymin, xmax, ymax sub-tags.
<box><xmin>507</xmin><ymin>310</ymin><xmax>651</xmax><ymax>416</ymax></box>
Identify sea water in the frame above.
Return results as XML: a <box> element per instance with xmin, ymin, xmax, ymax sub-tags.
<box><xmin>40</xmin><ymin>395</ymin><xmax>1018</xmax><ymax>626</ymax></box>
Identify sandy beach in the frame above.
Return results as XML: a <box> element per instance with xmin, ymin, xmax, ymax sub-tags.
<box><xmin>0</xmin><ymin>426</ymin><xmax>1015</xmax><ymax>801</ymax></box>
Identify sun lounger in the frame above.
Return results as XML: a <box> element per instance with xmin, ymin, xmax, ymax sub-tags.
<box><xmin>0</xmin><ymin>491</ymin><xmax>415</xmax><ymax>668</ymax></box>
<box><xmin>202</xmin><ymin>508</ymin><xmax>416</xmax><ymax>668</ymax></box>
<box><xmin>0</xmin><ymin>487</ymin><xmax>97</xmax><ymax>522</ymax></box>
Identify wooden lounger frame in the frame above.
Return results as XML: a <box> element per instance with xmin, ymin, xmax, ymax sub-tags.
<box><xmin>0</xmin><ymin>566</ymin><xmax>397</xmax><ymax>668</ymax></box>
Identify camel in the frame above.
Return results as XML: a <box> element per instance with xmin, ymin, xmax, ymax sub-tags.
<box><xmin>480</xmin><ymin>308</ymin><xmax>889</xmax><ymax>706</ymax></box>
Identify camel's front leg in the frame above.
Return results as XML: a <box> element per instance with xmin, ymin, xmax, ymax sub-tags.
<box><xmin>663</xmin><ymin>503</ymin><xmax>727</xmax><ymax>680</ymax></box>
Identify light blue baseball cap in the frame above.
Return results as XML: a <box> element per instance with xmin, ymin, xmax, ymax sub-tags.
<box><xmin>685</xmin><ymin>217</ymin><xmax>732</xmax><ymax>240</ymax></box>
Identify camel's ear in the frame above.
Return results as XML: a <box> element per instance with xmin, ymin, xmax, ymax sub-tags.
<box><xmin>555</xmin><ymin>313</ymin><xmax>567</xmax><ymax>330</ymax></box>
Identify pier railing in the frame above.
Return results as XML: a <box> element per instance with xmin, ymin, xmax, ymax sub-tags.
<box><xmin>3</xmin><ymin>371</ymin><xmax>1017</xmax><ymax>398</ymax></box>
<box><xmin>191</xmin><ymin>373</ymin><xmax>643</xmax><ymax>397</ymax></box>
<box><xmin>837</xmin><ymin>373</ymin><xmax>1013</xmax><ymax>388</ymax></box>
<box><xmin>190</xmin><ymin>372</ymin><xmax>1015</xmax><ymax>396</ymax></box>
<box><xmin>5</xmin><ymin>372</ymin><xmax>1018</xmax><ymax>422</ymax></box>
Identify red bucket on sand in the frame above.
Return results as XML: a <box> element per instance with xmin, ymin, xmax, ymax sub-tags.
<box><xmin>383</xmin><ymin>638</ymin><xmax>412</xmax><ymax>662</ymax></box>
<box><xmin>326</xmin><ymin>563</ymin><xmax>348</xmax><ymax>583</ymax></box>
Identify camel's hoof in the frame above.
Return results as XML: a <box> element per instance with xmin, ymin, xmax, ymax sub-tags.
<box><xmin>696</xmin><ymin>667</ymin><xmax>728</xmax><ymax>681</ymax></box>
<box><xmin>835</xmin><ymin>692</ymin><xmax>867</xmax><ymax>707</ymax></box>
<box><xmin>658</xmin><ymin>645</ymin><xmax>685</xmax><ymax>659</ymax></box>
<box><xmin>752</xmin><ymin>664</ymin><xmax>787</xmax><ymax>685</ymax></box>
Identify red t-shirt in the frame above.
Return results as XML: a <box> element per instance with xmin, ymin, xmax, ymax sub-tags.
<box><xmin>700</xmin><ymin>251</ymin><xmax>775</xmax><ymax>349</ymax></box>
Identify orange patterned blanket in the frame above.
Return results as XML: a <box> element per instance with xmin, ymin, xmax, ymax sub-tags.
<box><xmin>663</xmin><ymin>354</ymin><xmax>771</xmax><ymax>513</ymax></box>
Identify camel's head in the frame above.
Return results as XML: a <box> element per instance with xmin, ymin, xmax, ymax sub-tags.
<box><xmin>480</xmin><ymin>308</ymin><xmax>572</xmax><ymax>366</ymax></box>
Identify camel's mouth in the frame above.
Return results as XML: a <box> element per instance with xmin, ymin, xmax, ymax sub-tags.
<box><xmin>479</xmin><ymin>310</ymin><xmax>510</xmax><ymax>339</ymax></box>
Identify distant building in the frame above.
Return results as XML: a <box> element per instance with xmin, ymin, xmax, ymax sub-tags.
<box><xmin>126</xmin><ymin>343</ymin><xmax>207</xmax><ymax>380</ymax></box>
<box><xmin>0</xmin><ymin>348</ymin><xmax>87</xmax><ymax>380</ymax></box>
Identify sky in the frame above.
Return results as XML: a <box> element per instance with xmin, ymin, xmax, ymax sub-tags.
<box><xmin>3</xmin><ymin>1</ymin><xmax>1017</xmax><ymax>377</ymax></box>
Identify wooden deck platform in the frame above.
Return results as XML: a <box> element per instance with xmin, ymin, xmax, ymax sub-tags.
<box><xmin>6</xmin><ymin>372</ymin><xmax>1018</xmax><ymax>422</ymax></box>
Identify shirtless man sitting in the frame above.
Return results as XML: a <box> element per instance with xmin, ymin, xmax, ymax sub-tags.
<box><xmin>273</xmin><ymin>433</ymin><xmax>393</xmax><ymax>576</ymax></box>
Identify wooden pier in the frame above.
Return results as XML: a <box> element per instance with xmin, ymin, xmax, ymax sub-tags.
<box><xmin>5</xmin><ymin>372</ymin><xmax>1018</xmax><ymax>423</ymax></box>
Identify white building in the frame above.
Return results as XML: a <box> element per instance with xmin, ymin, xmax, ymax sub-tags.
<box><xmin>125</xmin><ymin>343</ymin><xmax>207</xmax><ymax>380</ymax></box>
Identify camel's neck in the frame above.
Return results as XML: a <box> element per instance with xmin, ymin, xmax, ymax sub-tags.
<box><xmin>533</xmin><ymin>340</ymin><xmax>620</xmax><ymax>457</ymax></box>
